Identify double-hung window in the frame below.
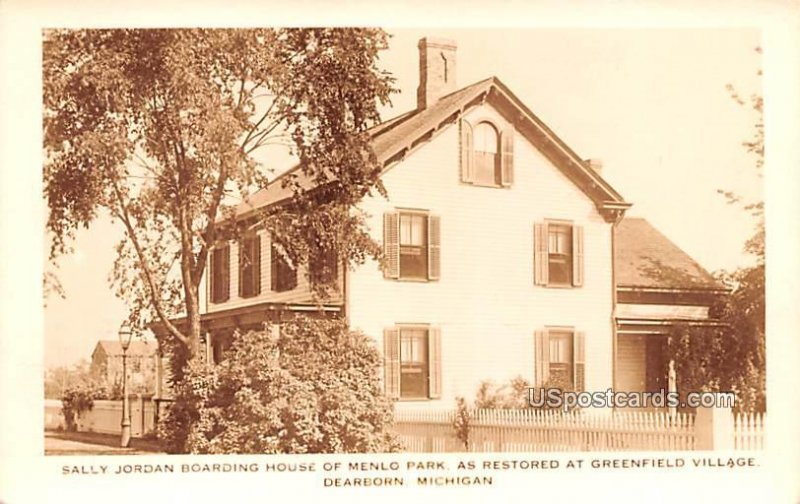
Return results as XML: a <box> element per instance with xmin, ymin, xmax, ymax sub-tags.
<box><xmin>238</xmin><ymin>234</ymin><xmax>261</xmax><ymax>298</ymax></box>
<box><xmin>383</xmin><ymin>325</ymin><xmax>442</xmax><ymax>400</ymax></box>
<box><xmin>383</xmin><ymin>210</ymin><xmax>440</xmax><ymax>281</ymax></box>
<box><xmin>534</xmin><ymin>221</ymin><xmax>584</xmax><ymax>287</ymax></box>
<box><xmin>547</xmin><ymin>224</ymin><xmax>573</xmax><ymax>285</ymax></box>
<box><xmin>210</xmin><ymin>244</ymin><xmax>230</xmax><ymax>303</ymax></box>
<box><xmin>534</xmin><ymin>328</ymin><xmax>585</xmax><ymax>392</ymax></box>
<box><xmin>399</xmin><ymin>213</ymin><xmax>428</xmax><ymax>279</ymax></box>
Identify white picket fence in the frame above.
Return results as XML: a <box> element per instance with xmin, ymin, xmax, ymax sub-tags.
<box><xmin>733</xmin><ymin>411</ymin><xmax>766</xmax><ymax>450</ymax></box>
<box><xmin>395</xmin><ymin>408</ymin><xmax>764</xmax><ymax>453</ymax></box>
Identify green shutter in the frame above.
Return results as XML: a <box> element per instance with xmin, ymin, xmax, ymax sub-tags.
<box><xmin>427</xmin><ymin>214</ymin><xmax>441</xmax><ymax>281</ymax></box>
<box><xmin>383</xmin><ymin>328</ymin><xmax>400</xmax><ymax>399</ymax></box>
<box><xmin>383</xmin><ymin>212</ymin><xmax>399</xmax><ymax>279</ymax></box>
<box><xmin>428</xmin><ymin>328</ymin><xmax>442</xmax><ymax>399</ymax></box>
<box><xmin>500</xmin><ymin>124</ymin><xmax>514</xmax><ymax>186</ymax></box>
<box><xmin>534</xmin><ymin>329</ymin><xmax>550</xmax><ymax>387</ymax></box>
<box><xmin>533</xmin><ymin>222</ymin><xmax>549</xmax><ymax>286</ymax></box>
<box><xmin>572</xmin><ymin>225</ymin><xmax>584</xmax><ymax>287</ymax></box>
<box><xmin>460</xmin><ymin>119</ymin><xmax>474</xmax><ymax>183</ymax></box>
<box><xmin>574</xmin><ymin>331</ymin><xmax>585</xmax><ymax>392</ymax></box>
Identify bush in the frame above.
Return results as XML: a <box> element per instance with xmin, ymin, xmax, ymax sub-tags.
<box><xmin>474</xmin><ymin>376</ymin><xmax>531</xmax><ymax>409</ymax></box>
<box><xmin>159</xmin><ymin>316</ymin><xmax>401</xmax><ymax>454</ymax></box>
<box><xmin>452</xmin><ymin>397</ymin><xmax>470</xmax><ymax>450</ymax></box>
<box><xmin>61</xmin><ymin>385</ymin><xmax>95</xmax><ymax>431</ymax></box>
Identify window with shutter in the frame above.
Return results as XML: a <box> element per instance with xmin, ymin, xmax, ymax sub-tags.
<box><xmin>385</xmin><ymin>325</ymin><xmax>441</xmax><ymax>400</ymax></box>
<box><xmin>536</xmin><ymin>328</ymin><xmax>583</xmax><ymax>391</ymax></box>
<box><xmin>534</xmin><ymin>221</ymin><xmax>585</xmax><ymax>288</ymax></box>
<box><xmin>461</xmin><ymin>119</ymin><xmax>513</xmax><ymax>188</ymax></box>
<box><xmin>386</xmin><ymin>210</ymin><xmax>441</xmax><ymax>282</ymax></box>
<box><xmin>210</xmin><ymin>244</ymin><xmax>230</xmax><ymax>303</ymax></box>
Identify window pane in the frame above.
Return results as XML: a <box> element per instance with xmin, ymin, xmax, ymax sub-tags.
<box><xmin>401</xmin><ymin>214</ymin><xmax>425</xmax><ymax>246</ymax></box>
<box><xmin>400</xmin><ymin>329</ymin><xmax>429</xmax><ymax>398</ymax></box>
<box><xmin>547</xmin><ymin>225</ymin><xmax>573</xmax><ymax>284</ymax></box>
<box><xmin>548</xmin><ymin>226</ymin><xmax>571</xmax><ymax>254</ymax></box>
<box><xmin>400</xmin><ymin>214</ymin><xmax>412</xmax><ymax>244</ymax></box>
<box><xmin>549</xmin><ymin>332</ymin><xmax>573</xmax><ymax>364</ymax></box>
<box><xmin>399</xmin><ymin>213</ymin><xmax>428</xmax><ymax>278</ymax></box>
<box><xmin>474</xmin><ymin>122</ymin><xmax>499</xmax><ymax>154</ymax></box>
<box><xmin>410</xmin><ymin>215</ymin><xmax>424</xmax><ymax>246</ymax></box>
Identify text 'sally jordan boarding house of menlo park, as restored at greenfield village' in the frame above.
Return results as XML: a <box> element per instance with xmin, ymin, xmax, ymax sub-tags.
<box><xmin>151</xmin><ymin>37</ymin><xmax>728</xmax><ymax>410</ymax></box>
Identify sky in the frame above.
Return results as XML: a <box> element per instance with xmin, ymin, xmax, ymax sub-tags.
<box><xmin>43</xmin><ymin>28</ymin><xmax>762</xmax><ymax>369</ymax></box>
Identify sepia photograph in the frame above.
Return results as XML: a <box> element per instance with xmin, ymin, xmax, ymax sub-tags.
<box><xmin>1</xmin><ymin>4</ymin><xmax>799</xmax><ymax>502</ymax></box>
<box><xmin>41</xmin><ymin>27</ymin><xmax>765</xmax><ymax>456</ymax></box>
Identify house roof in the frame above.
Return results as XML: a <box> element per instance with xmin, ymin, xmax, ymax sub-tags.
<box><xmin>93</xmin><ymin>340</ymin><xmax>157</xmax><ymax>357</ymax></box>
<box><xmin>615</xmin><ymin>217</ymin><xmax>725</xmax><ymax>291</ymax></box>
<box><xmin>231</xmin><ymin>77</ymin><xmax>630</xmax><ymax>221</ymax></box>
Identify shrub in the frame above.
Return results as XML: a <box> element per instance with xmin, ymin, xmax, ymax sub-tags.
<box><xmin>160</xmin><ymin>316</ymin><xmax>401</xmax><ymax>454</ymax></box>
<box><xmin>61</xmin><ymin>385</ymin><xmax>95</xmax><ymax>431</ymax></box>
<box><xmin>452</xmin><ymin>397</ymin><xmax>470</xmax><ymax>450</ymax></box>
<box><xmin>474</xmin><ymin>375</ymin><xmax>532</xmax><ymax>409</ymax></box>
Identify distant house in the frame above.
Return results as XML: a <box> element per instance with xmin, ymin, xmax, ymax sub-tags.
<box><xmin>154</xmin><ymin>37</ymin><xmax>728</xmax><ymax>408</ymax></box>
<box><xmin>90</xmin><ymin>340</ymin><xmax>158</xmax><ymax>394</ymax></box>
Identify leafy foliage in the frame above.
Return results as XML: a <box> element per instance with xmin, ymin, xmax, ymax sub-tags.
<box><xmin>452</xmin><ymin>397</ymin><xmax>470</xmax><ymax>450</ymax></box>
<box><xmin>159</xmin><ymin>316</ymin><xmax>400</xmax><ymax>454</ymax></box>
<box><xmin>43</xmin><ymin>28</ymin><xmax>396</xmax><ymax>354</ymax></box>
<box><xmin>474</xmin><ymin>376</ymin><xmax>532</xmax><ymax>409</ymax></box>
<box><xmin>60</xmin><ymin>385</ymin><xmax>96</xmax><ymax>431</ymax></box>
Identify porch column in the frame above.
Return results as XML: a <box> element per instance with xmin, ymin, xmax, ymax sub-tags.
<box><xmin>668</xmin><ymin>359</ymin><xmax>677</xmax><ymax>417</ymax></box>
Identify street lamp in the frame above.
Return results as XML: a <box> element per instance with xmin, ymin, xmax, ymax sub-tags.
<box><xmin>118</xmin><ymin>320</ymin><xmax>133</xmax><ymax>448</ymax></box>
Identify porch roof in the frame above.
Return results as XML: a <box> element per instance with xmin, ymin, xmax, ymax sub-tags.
<box><xmin>615</xmin><ymin>217</ymin><xmax>726</xmax><ymax>292</ymax></box>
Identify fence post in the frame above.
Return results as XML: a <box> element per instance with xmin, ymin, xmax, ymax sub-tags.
<box><xmin>695</xmin><ymin>404</ymin><xmax>733</xmax><ymax>450</ymax></box>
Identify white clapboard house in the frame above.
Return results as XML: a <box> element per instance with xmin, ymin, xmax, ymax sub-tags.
<box><xmin>154</xmin><ymin>38</ymin><xmax>727</xmax><ymax>409</ymax></box>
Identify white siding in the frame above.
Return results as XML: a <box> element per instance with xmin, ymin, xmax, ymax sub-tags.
<box><xmin>616</xmin><ymin>335</ymin><xmax>647</xmax><ymax>393</ymax></box>
<box><xmin>349</xmin><ymin>104</ymin><xmax>615</xmax><ymax>408</ymax></box>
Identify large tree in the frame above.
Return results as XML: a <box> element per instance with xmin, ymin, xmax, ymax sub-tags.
<box><xmin>44</xmin><ymin>29</ymin><xmax>394</xmax><ymax>360</ymax></box>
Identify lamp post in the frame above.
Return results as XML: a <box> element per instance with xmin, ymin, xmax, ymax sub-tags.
<box><xmin>118</xmin><ymin>320</ymin><xmax>133</xmax><ymax>448</ymax></box>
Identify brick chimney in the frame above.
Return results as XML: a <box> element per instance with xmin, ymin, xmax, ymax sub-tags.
<box><xmin>416</xmin><ymin>37</ymin><xmax>457</xmax><ymax>110</ymax></box>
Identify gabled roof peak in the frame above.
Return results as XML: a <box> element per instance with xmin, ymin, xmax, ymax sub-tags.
<box><xmin>232</xmin><ymin>75</ymin><xmax>630</xmax><ymax>222</ymax></box>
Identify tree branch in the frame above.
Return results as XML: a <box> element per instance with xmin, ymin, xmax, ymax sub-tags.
<box><xmin>110</xmin><ymin>175</ymin><xmax>189</xmax><ymax>347</ymax></box>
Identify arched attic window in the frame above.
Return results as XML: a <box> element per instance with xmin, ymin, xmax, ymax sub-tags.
<box><xmin>473</xmin><ymin>121</ymin><xmax>500</xmax><ymax>185</ymax></box>
<box><xmin>460</xmin><ymin>119</ymin><xmax>514</xmax><ymax>187</ymax></box>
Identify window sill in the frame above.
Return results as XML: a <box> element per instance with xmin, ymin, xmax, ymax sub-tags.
<box><xmin>542</xmin><ymin>283</ymin><xmax>578</xmax><ymax>289</ymax></box>
<box><xmin>393</xmin><ymin>277</ymin><xmax>433</xmax><ymax>283</ymax></box>
<box><xmin>461</xmin><ymin>181</ymin><xmax>510</xmax><ymax>189</ymax></box>
<box><xmin>397</xmin><ymin>397</ymin><xmax>434</xmax><ymax>402</ymax></box>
